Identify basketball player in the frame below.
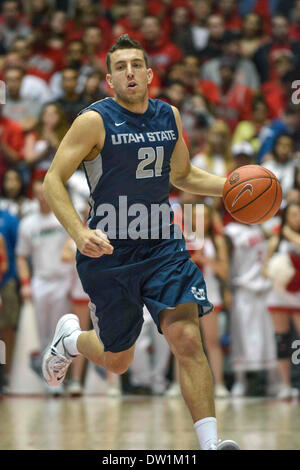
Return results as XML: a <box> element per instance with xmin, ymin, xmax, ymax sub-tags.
<box><xmin>42</xmin><ymin>35</ymin><xmax>239</xmax><ymax>450</ymax></box>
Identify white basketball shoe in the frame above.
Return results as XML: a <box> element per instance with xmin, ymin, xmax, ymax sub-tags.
<box><xmin>209</xmin><ymin>440</ymin><xmax>240</xmax><ymax>450</ymax></box>
<box><xmin>42</xmin><ymin>314</ymin><xmax>81</xmax><ymax>386</ymax></box>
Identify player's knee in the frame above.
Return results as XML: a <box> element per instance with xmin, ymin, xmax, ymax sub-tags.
<box><xmin>167</xmin><ymin>322</ymin><xmax>202</xmax><ymax>359</ymax></box>
<box><xmin>275</xmin><ymin>332</ymin><xmax>291</xmax><ymax>359</ymax></box>
<box><xmin>105</xmin><ymin>352</ymin><xmax>134</xmax><ymax>375</ymax></box>
<box><xmin>109</xmin><ymin>362</ymin><xmax>130</xmax><ymax>375</ymax></box>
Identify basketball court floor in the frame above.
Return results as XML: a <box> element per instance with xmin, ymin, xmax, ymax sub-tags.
<box><xmin>0</xmin><ymin>394</ymin><xmax>299</xmax><ymax>450</ymax></box>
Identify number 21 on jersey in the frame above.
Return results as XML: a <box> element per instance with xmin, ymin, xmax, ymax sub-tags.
<box><xmin>136</xmin><ymin>146</ymin><xmax>164</xmax><ymax>179</ymax></box>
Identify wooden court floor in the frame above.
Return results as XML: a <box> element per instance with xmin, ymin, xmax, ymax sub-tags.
<box><xmin>0</xmin><ymin>395</ymin><xmax>299</xmax><ymax>450</ymax></box>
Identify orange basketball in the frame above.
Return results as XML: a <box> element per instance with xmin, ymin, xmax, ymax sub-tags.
<box><xmin>223</xmin><ymin>165</ymin><xmax>282</xmax><ymax>224</ymax></box>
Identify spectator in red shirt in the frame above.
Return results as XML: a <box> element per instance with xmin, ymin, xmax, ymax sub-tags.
<box><xmin>0</xmin><ymin>104</ymin><xmax>25</xmax><ymax>187</ymax></box>
<box><xmin>215</xmin><ymin>0</ymin><xmax>243</xmax><ymax>32</ymax></box>
<box><xmin>113</xmin><ymin>2</ymin><xmax>146</xmax><ymax>44</ymax></box>
<box><xmin>66</xmin><ymin>3</ymin><xmax>112</xmax><ymax>50</ymax></box>
<box><xmin>261</xmin><ymin>55</ymin><xmax>295</xmax><ymax>119</ymax></box>
<box><xmin>82</xmin><ymin>25</ymin><xmax>108</xmax><ymax>73</ymax></box>
<box><xmin>50</xmin><ymin>40</ymin><xmax>93</xmax><ymax>100</ymax></box>
<box><xmin>200</xmin><ymin>55</ymin><xmax>253</xmax><ymax>132</ymax></box>
<box><xmin>26</xmin><ymin>27</ymin><xmax>65</xmax><ymax>83</ymax></box>
<box><xmin>140</xmin><ymin>16</ymin><xmax>182</xmax><ymax>78</ymax></box>
<box><xmin>253</xmin><ymin>14</ymin><xmax>300</xmax><ymax>83</ymax></box>
<box><xmin>3</xmin><ymin>45</ymin><xmax>52</xmax><ymax>104</ymax></box>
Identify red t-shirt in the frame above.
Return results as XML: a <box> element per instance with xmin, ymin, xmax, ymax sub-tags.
<box><xmin>27</xmin><ymin>47</ymin><xmax>65</xmax><ymax>82</ymax></box>
<box><xmin>268</xmin><ymin>44</ymin><xmax>294</xmax><ymax>81</ymax></box>
<box><xmin>142</xmin><ymin>39</ymin><xmax>182</xmax><ymax>77</ymax></box>
<box><xmin>261</xmin><ymin>80</ymin><xmax>286</xmax><ymax>119</ymax></box>
<box><xmin>0</xmin><ymin>116</ymin><xmax>24</xmax><ymax>180</ymax></box>
<box><xmin>199</xmin><ymin>80</ymin><xmax>253</xmax><ymax>131</ymax></box>
<box><xmin>113</xmin><ymin>18</ymin><xmax>144</xmax><ymax>44</ymax></box>
<box><xmin>289</xmin><ymin>25</ymin><xmax>300</xmax><ymax>42</ymax></box>
<box><xmin>215</xmin><ymin>6</ymin><xmax>242</xmax><ymax>31</ymax></box>
<box><xmin>65</xmin><ymin>18</ymin><xmax>112</xmax><ymax>50</ymax></box>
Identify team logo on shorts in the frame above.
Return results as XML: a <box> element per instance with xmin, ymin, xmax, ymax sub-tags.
<box><xmin>191</xmin><ymin>286</ymin><xmax>206</xmax><ymax>300</ymax></box>
<box><xmin>229</xmin><ymin>172</ymin><xmax>240</xmax><ymax>185</ymax></box>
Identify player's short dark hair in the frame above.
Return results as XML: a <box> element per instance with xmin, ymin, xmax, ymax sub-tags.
<box><xmin>106</xmin><ymin>34</ymin><xmax>148</xmax><ymax>73</ymax></box>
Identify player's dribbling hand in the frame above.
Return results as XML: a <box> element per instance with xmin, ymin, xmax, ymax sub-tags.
<box><xmin>75</xmin><ymin>227</ymin><xmax>114</xmax><ymax>258</ymax></box>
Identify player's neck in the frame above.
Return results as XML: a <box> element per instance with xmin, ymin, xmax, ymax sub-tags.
<box><xmin>113</xmin><ymin>96</ymin><xmax>149</xmax><ymax>114</ymax></box>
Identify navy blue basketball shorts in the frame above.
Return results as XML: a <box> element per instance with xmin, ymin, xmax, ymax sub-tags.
<box><xmin>76</xmin><ymin>226</ymin><xmax>214</xmax><ymax>353</ymax></box>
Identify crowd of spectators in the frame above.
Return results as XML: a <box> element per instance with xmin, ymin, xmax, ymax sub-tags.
<box><xmin>1</xmin><ymin>0</ymin><xmax>300</xmax><ymax>399</ymax></box>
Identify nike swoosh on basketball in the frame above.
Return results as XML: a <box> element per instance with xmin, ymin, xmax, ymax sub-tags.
<box><xmin>115</xmin><ymin>121</ymin><xmax>126</xmax><ymax>126</ymax></box>
<box><xmin>231</xmin><ymin>183</ymin><xmax>253</xmax><ymax>207</ymax></box>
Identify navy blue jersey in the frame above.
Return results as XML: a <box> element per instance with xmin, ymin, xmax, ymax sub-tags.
<box><xmin>79</xmin><ymin>97</ymin><xmax>178</xmax><ymax>242</ymax></box>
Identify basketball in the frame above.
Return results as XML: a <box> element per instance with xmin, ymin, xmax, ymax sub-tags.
<box><xmin>223</xmin><ymin>165</ymin><xmax>282</xmax><ymax>224</ymax></box>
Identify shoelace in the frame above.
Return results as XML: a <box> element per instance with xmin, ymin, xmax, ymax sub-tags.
<box><xmin>49</xmin><ymin>354</ymin><xmax>71</xmax><ymax>375</ymax></box>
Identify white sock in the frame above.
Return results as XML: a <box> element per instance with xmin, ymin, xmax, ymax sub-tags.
<box><xmin>194</xmin><ymin>417</ymin><xmax>218</xmax><ymax>450</ymax></box>
<box><xmin>64</xmin><ymin>329</ymin><xmax>82</xmax><ymax>356</ymax></box>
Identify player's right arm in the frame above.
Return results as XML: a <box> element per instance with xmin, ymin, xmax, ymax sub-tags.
<box><xmin>43</xmin><ymin>111</ymin><xmax>113</xmax><ymax>258</ymax></box>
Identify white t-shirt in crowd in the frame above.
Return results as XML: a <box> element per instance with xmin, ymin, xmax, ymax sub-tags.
<box><xmin>16</xmin><ymin>210</ymin><xmax>73</xmax><ymax>280</ymax></box>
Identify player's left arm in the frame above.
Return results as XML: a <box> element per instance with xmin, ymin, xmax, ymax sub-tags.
<box><xmin>170</xmin><ymin>106</ymin><xmax>226</xmax><ymax>197</ymax></box>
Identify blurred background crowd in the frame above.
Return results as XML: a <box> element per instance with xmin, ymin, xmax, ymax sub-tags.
<box><xmin>0</xmin><ymin>0</ymin><xmax>300</xmax><ymax>401</ymax></box>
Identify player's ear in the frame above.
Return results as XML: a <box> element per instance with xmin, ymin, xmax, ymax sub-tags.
<box><xmin>106</xmin><ymin>73</ymin><xmax>114</xmax><ymax>89</ymax></box>
<box><xmin>147</xmin><ymin>68</ymin><xmax>153</xmax><ymax>85</ymax></box>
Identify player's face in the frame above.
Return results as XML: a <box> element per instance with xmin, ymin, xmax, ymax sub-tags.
<box><xmin>106</xmin><ymin>49</ymin><xmax>153</xmax><ymax>105</ymax></box>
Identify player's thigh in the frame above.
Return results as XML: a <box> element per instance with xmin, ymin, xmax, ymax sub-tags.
<box><xmin>271</xmin><ymin>311</ymin><xmax>291</xmax><ymax>332</ymax></box>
